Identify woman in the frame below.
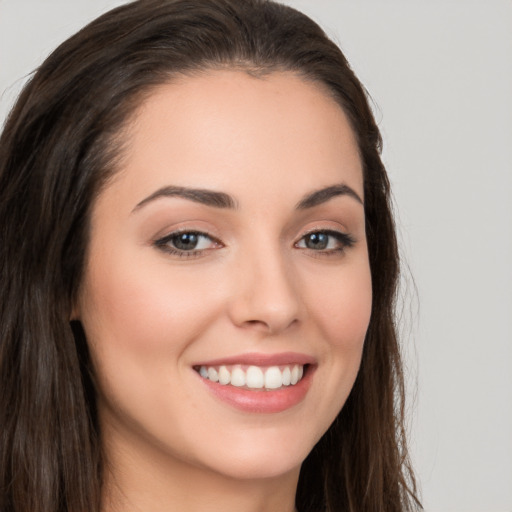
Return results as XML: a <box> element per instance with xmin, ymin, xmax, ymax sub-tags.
<box><xmin>0</xmin><ymin>0</ymin><xmax>421</xmax><ymax>511</ymax></box>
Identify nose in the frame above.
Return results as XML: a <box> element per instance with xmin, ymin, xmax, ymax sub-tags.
<box><xmin>227</xmin><ymin>246</ymin><xmax>301</xmax><ymax>335</ymax></box>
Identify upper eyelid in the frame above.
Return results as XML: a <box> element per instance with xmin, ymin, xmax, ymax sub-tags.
<box><xmin>155</xmin><ymin>232</ymin><xmax>220</xmax><ymax>247</ymax></box>
<box><xmin>296</xmin><ymin>227</ymin><xmax>354</xmax><ymax>241</ymax></box>
<box><xmin>299</xmin><ymin>226</ymin><xmax>346</xmax><ymax>236</ymax></box>
<box><xmin>155</xmin><ymin>226</ymin><xmax>349</xmax><ymax>238</ymax></box>
<box><xmin>154</xmin><ymin>227</ymin><xmax>220</xmax><ymax>243</ymax></box>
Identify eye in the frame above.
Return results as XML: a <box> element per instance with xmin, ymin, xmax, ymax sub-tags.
<box><xmin>295</xmin><ymin>230</ymin><xmax>355</xmax><ymax>253</ymax></box>
<box><xmin>154</xmin><ymin>230</ymin><xmax>221</xmax><ymax>256</ymax></box>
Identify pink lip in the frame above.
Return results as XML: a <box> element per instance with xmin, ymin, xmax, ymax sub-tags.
<box><xmin>193</xmin><ymin>352</ymin><xmax>317</xmax><ymax>414</ymax></box>
<box><xmin>193</xmin><ymin>351</ymin><xmax>316</xmax><ymax>367</ymax></box>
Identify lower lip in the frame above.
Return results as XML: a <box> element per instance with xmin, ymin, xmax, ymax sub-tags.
<box><xmin>197</xmin><ymin>366</ymin><xmax>315</xmax><ymax>414</ymax></box>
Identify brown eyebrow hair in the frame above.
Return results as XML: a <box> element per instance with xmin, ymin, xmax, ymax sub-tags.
<box><xmin>132</xmin><ymin>185</ymin><xmax>238</xmax><ymax>212</ymax></box>
<box><xmin>132</xmin><ymin>182</ymin><xmax>363</xmax><ymax>213</ymax></box>
<box><xmin>296</xmin><ymin>184</ymin><xmax>363</xmax><ymax>209</ymax></box>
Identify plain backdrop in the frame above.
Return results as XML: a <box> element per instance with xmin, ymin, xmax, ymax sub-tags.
<box><xmin>1</xmin><ymin>1</ymin><xmax>511</xmax><ymax>511</ymax></box>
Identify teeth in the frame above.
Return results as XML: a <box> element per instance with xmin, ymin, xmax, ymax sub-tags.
<box><xmin>207</xmin><ymin>367</ymin><xmax>219</xmax><ymax>383</ymax></box>
<box><xmin>282</xmin><ymin>366</ymin><xmax>291</xmax><ymax>386</ymax></box>
<box><xmin>231</xmin><ymin>367</ymin><xmax>246</xmax><ymax>387</ymax></box>
<box><xmin>218</xmin><ymin>365</ymin><xmax>230</xmax><ymax>385</ymax></box>
<box><xmin>197</xmin><ymin>364</ymin><xmax>306</xmax><ymax>390</ymax></box>
<box><xmin>290</xmin><ymin>365</ymin><xmax>299</xmax><ymax>385</ymax></box>
<box><xmin>265</xmin><ymin>366</ymin><xmax>282</xmax><ymax>389</ymax></box>
<box><xmin>246</xmin><ymin>366</ymin><xmax>264</xmax><ymax>388</ymax></box>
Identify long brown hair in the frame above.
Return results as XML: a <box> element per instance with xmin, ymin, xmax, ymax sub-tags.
<box><xmin>0</xmin><ymin>1</ymin><xmax>420</xmax><ymax>510</ymax></box>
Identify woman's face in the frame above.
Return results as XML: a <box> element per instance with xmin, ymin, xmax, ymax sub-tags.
<box><xmin>77</xmin><ymin>70</ymin><xmax>372</xmax><ymax>483</ymax></box>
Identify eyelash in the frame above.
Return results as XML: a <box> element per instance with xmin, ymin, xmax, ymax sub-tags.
<box><xmin>294</xmin><ymin>229</ymin><xmax>356</xmax><ymax>256</ymax></box>
<box><xmin>154</xmin><ymin>230</ymin><xmax>222</xmax><ymax>258</ymax></box>
<box><xmin>154</xmin><ymin>229</ymin><xmax>355</xmax><ymax>258</ymax></box>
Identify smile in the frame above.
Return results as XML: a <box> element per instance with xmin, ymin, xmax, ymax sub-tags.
<box><xmin>193</xmin><ymin>353</ymin><xmax>316</xmax><ymax>413</ymax></box>
<box><xmin>196</xmin><ymin>364</ymin><xmax>305</xmax><ymax>390</ymax></box>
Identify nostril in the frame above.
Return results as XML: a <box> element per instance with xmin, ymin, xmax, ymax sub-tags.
<box><xmin>240</xmin><ymin>317</ymin><xmax>299</xmax><ymax>334</ymax></box>
<box><xmin>241</xmin><ymin>318</ymin><xmax>273</xmax><ymax>331</ymax></box>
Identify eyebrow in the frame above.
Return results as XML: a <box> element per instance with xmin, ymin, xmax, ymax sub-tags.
<box><xmin>132</xmin><ymin>185</ymin><xmax>238</xmax><ymax>212</ymax></box>
<box><xmin>132</xmin><ymin>182</ymin><xmax>363</xmax><ymax>213</ymax></box>
<box><xmin>295</xmin><ymin>184</ymin><xmax>363</xmax><ymax>209</ymax></box>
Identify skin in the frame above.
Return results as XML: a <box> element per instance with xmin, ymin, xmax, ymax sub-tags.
<box><xmin>76</xmin><ymin>70</ymin><xmax>372</xmax><ymax>512</ymax></box>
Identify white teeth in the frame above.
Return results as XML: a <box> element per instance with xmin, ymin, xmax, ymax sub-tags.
<box><xmin>231</xmin><ymin>367</ymin><xmax>246</xmax><ymax>387</ymax></box>
<box><xmin>198</xmin><ymin>363</ymin><xmax>305</xmax><ymax>390</ymax></box>
<box><xmin>282</xmin><ymin>366</ymin><xmax>291</xmax><ymax>386</ymax></box>
<box><xmin>207</xmin><ymin>367</ymin><xmax>219</xmax><ymax>382</ymax></box>
<box><xmin>246</xmin><ymin>366</ymin><xmax>264</xmax><ymax>388</ymax></box>
<box><xmin>290</xmin><ymin>365</ymin><xmax>299</xmax><ymax>385</ymax></box>
<box><xmin>264</xmin><ymin>366</ymin><xmax>283</xmax><ymax>389</ymax></box>
<box><xmin>218</xmin><ymin>365</ymin><xmax>230</xmax><ymax>385</ymax></box>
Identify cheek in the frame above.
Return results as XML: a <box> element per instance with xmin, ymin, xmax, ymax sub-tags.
<box><xmin>79</xmin><ymin>253</ymin><xmax>224</xmax><ymax>362</ymax></box>
<box><xmin>307</xmin><ymin>261</ymin><xmax>372</xmax><ymax>352</ymax></box>
<box><xmin>77</xmin><ymin>258</ymin><xmax>228</xmax><ymax>429</ymax></box>
<box><xmin>292</xmin><ymin>257</ymin><xmax>372</xmax><ymax>443</ymax></box>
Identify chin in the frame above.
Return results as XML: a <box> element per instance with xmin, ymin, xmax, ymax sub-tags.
<box><xmin>186</xmin><ymin>425</ymin><xmax>317</xmax><ymax>481</ymax></box>
<box><xmin>202</xmin><ymin>451</ymin><xmax>304</xmax><ymax>482</ymax></box>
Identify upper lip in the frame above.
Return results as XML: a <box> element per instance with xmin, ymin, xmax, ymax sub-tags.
<box><xmin>193</xmin><ymin>352</ymin><xmax>316</xmax><ymax>367</ymax></box>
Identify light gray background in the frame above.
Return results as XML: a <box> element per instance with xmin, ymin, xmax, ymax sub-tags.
<box><xmin>1</xmin><ymin>1</ymin><xmax>511</xmax><ymax>511</ymax></box>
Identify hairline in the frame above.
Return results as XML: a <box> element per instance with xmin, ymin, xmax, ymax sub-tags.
<box><xmin>93</xmin><ymin>63</ymin><xmax>362</xmax><ymax>200</ymax></box>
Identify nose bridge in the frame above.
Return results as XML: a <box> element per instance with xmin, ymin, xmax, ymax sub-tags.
<box><xmin>228</xmin><ymin>234</ymin><xmax>300</xmax><ymax>334</ymax></box>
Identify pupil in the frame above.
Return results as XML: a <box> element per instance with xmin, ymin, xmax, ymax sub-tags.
<box><xmin>173</xmin><ymin>233</ymin><xmax>198</xmax><ymax>250</ymax></box>
<box><xmin>306</xmin><ymin>233</ymin><xmax>328</xmax><ymax>250</ymax></box>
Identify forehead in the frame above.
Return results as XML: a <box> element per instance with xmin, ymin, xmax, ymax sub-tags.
<box><xmin>107</xmin><ymin>70</ymin><xmax>363</xmax><ymax>208</ymax></box>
